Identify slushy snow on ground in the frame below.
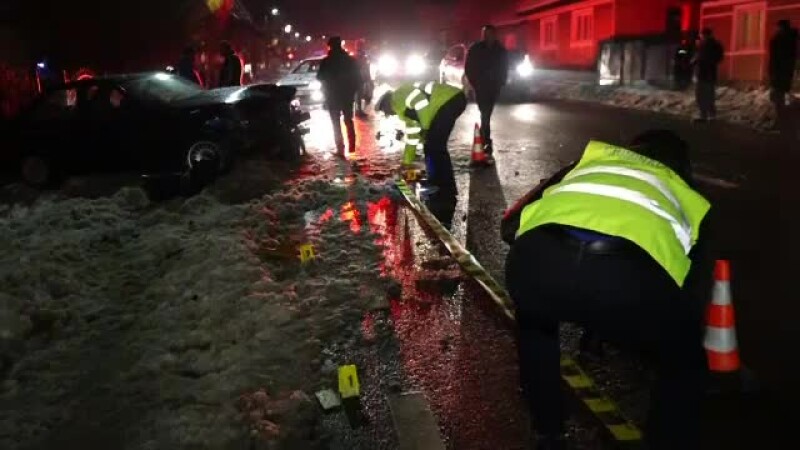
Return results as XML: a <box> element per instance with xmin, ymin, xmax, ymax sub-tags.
<box><xmin>532</xmin><ymin>73</ymin><xmax>787</xmax><ymax>130</ymax></box>
<box><xmin>0</xmin><ymin>155</ymin><xmax>398</xmax><ymax>449</ymax></box>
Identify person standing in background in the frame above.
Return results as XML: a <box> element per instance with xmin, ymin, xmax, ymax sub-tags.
<box><xmin>692</xmin><ymin>28</ymin><xmax>724</xmax><ymax>123</ymax></box>
<box><xmin>177</xmin><ymin>46</ymin><xmax>203</xmax><ymax>87</ymax></box>
<box><xmin>317</xmin><ymin>36</ymin><xmax>361</xmax><ymax>157</ymax></box>
<box><xmin>465</xmin><ymin>24</ymin><xmax>508</xmax><ymax>165</ymax></box>
<box><xmin>769</xmin><ymin>20</ymin><xmax>798</xmax><ymax>129</ymax></box>
<box><xmin>218</xmin><ymin>41</ymin><xmax>242</xmax><ymax>88</ymax></box>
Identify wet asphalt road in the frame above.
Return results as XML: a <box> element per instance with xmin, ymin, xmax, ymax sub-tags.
<box><xmin>454</xmin><ymin>100</ymin><xmax>800</xmax><ymax>447</ymax></box>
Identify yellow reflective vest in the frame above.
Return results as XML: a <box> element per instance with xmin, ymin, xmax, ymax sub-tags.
<box><xmin>391</xmin><ymin>82</ymin><xmax>462</xmax><ymax>165</ymax></box>
<box><xmin>517</xmin><ymin>141</ymin><xmax>711</xmax><ymax>286</ymax></box>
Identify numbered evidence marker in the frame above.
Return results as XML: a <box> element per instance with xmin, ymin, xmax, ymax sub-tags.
<box><xmin>404</xmin><ymin>169</ymin><xmax>419</xmax><ymax>181</ymax></box>
<box><xmin>338</xmin><ymin>364</ymin><xmax>363</xmax><ymax>428</ymax></box>
<box><xmin>298</xmin><ymin>243</ymin><xmax>316</xmax><ymax>264</ymax></box>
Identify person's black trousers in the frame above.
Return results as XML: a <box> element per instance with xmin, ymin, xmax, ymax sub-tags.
<box><xmin>475</xmin><ymin>87</ymin><xmax>501</xmax><ymax>152</ymax></box>
<box><xmin>506</xmin><ymin>227</ymin><xmax>708</xmax><ymax>450</ymax></box>
<box><xmin>425</xmin><ymin>92</ymin><xmax>467</xmax><ymax>193</ymax></box>
<box><xmin>695</xmin><ymin>81</ymin><xmax>717</xmax><ymax>119</ymax></box>
<box><xmin>327</xmin><ymin>98</ymin><xmax>356</xmax><ymax>152</ymax></box>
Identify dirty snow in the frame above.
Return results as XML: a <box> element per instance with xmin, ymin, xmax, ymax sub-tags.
<box><xmin>532</xmin><ymin>75</ymin><xmax>785</xmax><ymax>130</ymax></box>
<box><xmin>0</xmin><ymin>155</ymin><xmax>398</xmax><ymax>449</ymax></box>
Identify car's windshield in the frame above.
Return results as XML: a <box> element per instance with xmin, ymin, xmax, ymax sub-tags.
<box><xmin>292</xmin><ymin>60</ymin><xmax>322</xmax><ymax>74</ymax></box>
<box><xmin>120</xmin><ymin>73</ymin><xmax>203</xmax><ymax>103</ymax></box>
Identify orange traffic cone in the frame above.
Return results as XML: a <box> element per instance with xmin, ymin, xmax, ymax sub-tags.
<box><xmin>704</xmin><ymin>260</ymin><xmax>741</xmax><ymax>372</ymax></box>
<box><xmin>470</xmin><ymin>123</ymin><xmax>487</xmax><ymax>164</ymax></box>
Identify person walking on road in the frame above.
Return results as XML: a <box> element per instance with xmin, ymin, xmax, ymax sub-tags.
<box><xmin>465</xmin><ymin>24</ymin><xmax>508</xmax><ymax>165</ymax></box>
<box><xmin>354</xmin><ymin>47</ymin><xmax>373</xmax><ymax>117</ymax></box>
<box><xmin>218</xmin><ymin>41</ymin><xmax>242</xmax><ymax>87</ymax></box>
<box><xmin>318</xmin><ymin>36</ymin><xmax>362</xmax><ymax>157</ymax></box>
<box><xmin>769</xmin><ymin>20</ymin><xmax>798</xmax><ymax>128</ymax></box>
<box><xmin>376</xmin><ymin>82</ymin><xmax>467</xmax><ymax>194</ymax></box>
<box><xmin>692</xmin><ymin>28</ymin><xmax>724</xmax><ymax>122</ymax></box>
<box><xmin>502</xmin><ymin>130</ymin><xmax>712</xmax><ymax>450</ymax></box>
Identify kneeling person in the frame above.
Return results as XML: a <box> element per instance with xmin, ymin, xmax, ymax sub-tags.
<box><xmin>502</xmin><ymin>130</ymin><xmax>712</xmax><ymax>450</ymax></box>
<box><xmin>376</xmin><ymin>82</ymin><xmax>466</xmax><ymax>193</ymax></box>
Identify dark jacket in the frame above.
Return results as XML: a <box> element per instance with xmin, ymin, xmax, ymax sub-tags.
<box><xmin>177</xmin><ymin>55</ymin><xmax>202</xmax><ymax>86</ymax></box>
<box><xmin>694</xmin><ymin>37</ymin><xmax>724</xmax><ymax>83</ymax></box>
<box><xmin>769</xmin><ymin>27</ymin><xmax>799</xmax><ymax>91</ymax></box>
<box><xmin>465</xmin><ymin>40</ymin><xmax>509</xmax><ymax>92</ymax></box>
<box><xmin>219</xmin><ymin>52</ymin><xmax>242</xmax><ymax>87</ymax></box>
<box><xmin>317</xmin><ymin>49</ymin><xmax>361</xmax><ymax>105</ymax></box>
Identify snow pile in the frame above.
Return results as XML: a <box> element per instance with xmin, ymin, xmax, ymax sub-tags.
<box><xmin>0</xmin><ymin>171</ymin><xmax>396</xmax><ymax>448</ymax></box>
<box><xmin>533</xmin><ymin>77</ymin><xmax>779</xmax><ymax>129</ymax></box>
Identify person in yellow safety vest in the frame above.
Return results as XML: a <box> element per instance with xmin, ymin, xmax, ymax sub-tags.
<box><xmin>376</xmin><ymin>81</ymin><xmax>466</xmax><ymax>193</ymax></box>
<box><xmin>501</xmin><ymin>130</ymin><xmax>713</xmax><ymax>450</ymax></box>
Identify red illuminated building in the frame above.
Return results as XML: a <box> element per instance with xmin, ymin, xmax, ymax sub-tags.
<box><xmin>699</xmin><ymin>0</ymin><xmax>800</xmax><ymax>83</ymax></box>
<box><xmin>494</xmin><ymin>0</ymin><xmax>702</xmax><ymax>69</ymax></box>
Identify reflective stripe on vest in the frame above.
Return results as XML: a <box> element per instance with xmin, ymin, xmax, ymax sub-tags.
<box><xmin>413</xmin><ymin>98</ymin><xmax>430</xmax><ymax>110</ymax></box>
<box><xmin>548</xmin><ymin>182</ymin><xmax>693</xmax><ymax>253</ymax></box>
<box><xmin>405</xmin><ymin>89</ymin><xmax>423</xmax><ymax>108</ymax></box>
<box><xmin>565</xmin><ymin>165</ymin><xmax>687</xmax><ymax>223</ymax></box>
<box><xmin>424</xmin><ymin>81</ymin><xmax>435</xmax><ymax>95</ymax></box>
<box><xmin>405</xmin><ymin>126</ymin><xmax>422</xmax><ymax>134</ymax></box>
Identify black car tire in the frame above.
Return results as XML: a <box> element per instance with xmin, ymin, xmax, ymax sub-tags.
<box><xmin>20</xmin><ymin>155</ymin><xmax>57</xmax><ymax>187</ymax></box>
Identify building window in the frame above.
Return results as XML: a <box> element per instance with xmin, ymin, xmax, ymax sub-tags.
<box><xmin>733</xmin><ymin>3</ymin><xmax>765</xmax><ymax>52</ymax></box>
<box><xmin>571</xmin><ymin>8</ymin><xmax>594</xmax><ymax>47</ymax></box>
<box><xmin>541</xmin><ymin>16</ymin><xmax>558</xmax><ymax>50</ymax></box>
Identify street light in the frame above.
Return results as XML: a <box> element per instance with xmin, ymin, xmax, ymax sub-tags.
<box><xmin>294</xmin><ymin>32</ymin><xmax>300</xmax><ymax>38</ymax></box>
<box><xmin>305</xmin><ymin>35</ymin><xmax>312</xmax><ymax>42</ymax></box>
<box><xmin>284</xmin><ymin>24</ymin><xmax>292</xmax><ymax>34</ymax></box>
<box><xmin>271</xmin><ymin>8</ymin><xmax>279</xmax><ymax>15</ymax></box>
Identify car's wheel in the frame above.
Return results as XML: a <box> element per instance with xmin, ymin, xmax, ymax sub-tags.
<box><xmin>20</xmin><ymin>155</ymin><xmax>55</xmax><ymax>187</ymax></box>
<box><xmin>186</xmin><ymin>140</ymin><xmax>224</xmax><ymax>186</ymax></box>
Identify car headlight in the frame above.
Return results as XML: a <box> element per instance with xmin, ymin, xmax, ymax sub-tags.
<box><xmin>309</xmin><ymin>80</ymin><xmax>322</xmax><ymax>90</ymax></box>
<box><xmin>516</xmin><ymin>55</ymin><xmax>535</xmax><ymax>78</ymax></box>
<box><xmin>405</xmin><ymin>54</ymin><xmax>427</xmax><ymax>76</ymax></box>
<box><xmin>311</xmin><ymin>90</ymin><xmax>324</xmax><ymax>101</ymax></box>
<box><xmin>377</xmin><ymin>55</ymin><xmax>399</xmax><ymax>77</ymax></box>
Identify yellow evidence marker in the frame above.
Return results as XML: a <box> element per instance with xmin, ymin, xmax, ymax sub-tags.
<box><xmin>298</xmin><ymin>243</ymin><xmax>316</xmax><ymax>264</ymax></box>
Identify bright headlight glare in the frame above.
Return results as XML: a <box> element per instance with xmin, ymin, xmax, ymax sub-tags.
<box><xmin>378</xmin><ymin>55</ymin><xmax>399</xmax><ymax>76</ymax></box>
<box><xmin>309</xmin><ymin>80</ymin><xmax>322</xmax><ymax>90</ymax></box>
<box><xmin>516</xmin><ymin>55</ymin><xmax>534</xmax><ymax>78</ymax></box>
<box><xmin>405</xmin><ymin>54</ymin><xmax>427</xmax><ymax>76</ymax></box>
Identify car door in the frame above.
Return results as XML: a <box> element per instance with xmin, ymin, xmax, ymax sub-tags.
<box><xmin>74</xmin><ymin>83</ymin><xmax>127</xmax><ymax>171</ymax></box>
<box><xmin>20</xmin><ymin>87</ymin><xmax>83</xmax><ymax>169</ymax></box>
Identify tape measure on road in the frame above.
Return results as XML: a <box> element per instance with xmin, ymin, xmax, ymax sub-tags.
<box><xmin>394</xmin><ymin>179</ymin><xmax>642</xmax><ymax>444</ymax></box>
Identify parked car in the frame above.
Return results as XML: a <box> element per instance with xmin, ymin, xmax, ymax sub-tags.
<box><xmin>439</xmin><ymin>44</ymin><xmax>536</xmax><ymax>99</ymax></box>
<box><xmin>277</xmin><ymin>56</ymin><xmax>325</xmax><ymax>106</ymax></box>
<box><xmin>2</xmin><ymin>72</ymin><xmax>308</xmax><ymax>187</ymax></box>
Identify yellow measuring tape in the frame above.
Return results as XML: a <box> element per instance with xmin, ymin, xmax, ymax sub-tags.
<box><xmin>395</xmin><ymin>179</ymin><xmax>642</xmax><ymax>443</ymax></box>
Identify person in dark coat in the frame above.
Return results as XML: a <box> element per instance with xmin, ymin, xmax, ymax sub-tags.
<box><xmin>317</xmin><ymin>36</ymin><xmax>362</xmax><ymax>156</ymax></box>
<box><xmin>692</xmin><ymin>28</ymin><xmax>724</xmax><ymax>122</ymax></box>
<box><xmin>177</xmin><ymin>46</ymin><xmax>203</xmax><ymax>86</ymax></box>
<box><xmin>769</xmin><ymin>20</ymin><xmax>799</xmax><ymax>123</ymax></box>
<box><xmin>465</xmin><ymin>25</ymin><xmax>508</xmax><ymax>164</ymax></box>
<box><xmin>218</xmin><ymin>41</ymin><xmax>242</xmax><ymax>88</ymax></box>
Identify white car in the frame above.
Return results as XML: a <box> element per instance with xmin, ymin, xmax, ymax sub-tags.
<box><xmin>277</xmin><ymin>57</ymin><xmax>325</xmax><ymax>105</ymax></box>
